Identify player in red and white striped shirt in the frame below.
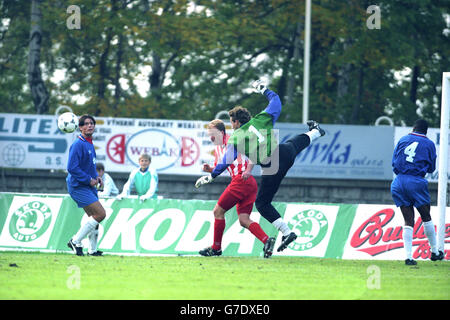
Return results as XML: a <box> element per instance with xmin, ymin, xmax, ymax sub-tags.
<box><xmin>198</xmin><ymin>119</ymin><xmax>275</xmax><ymax>258</ymax></box>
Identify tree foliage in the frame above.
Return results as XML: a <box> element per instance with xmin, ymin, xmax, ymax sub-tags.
<box><xmin>0</xmin><ymin>0</ymin><xmax>448</xmax><ymax>126</ymax></box>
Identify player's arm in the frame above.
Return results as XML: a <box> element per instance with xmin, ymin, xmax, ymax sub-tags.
<box><xmin>67</xmin><ymin>144</ymin><xmax>93</xmax><ymax>186</ymax></box>
<box><xmin>195</xmin><ymin>144</ymin><xmax>238</xmax><ymax>188</ymax></box>
<box><xmin>98</xmin><ymin>174</ymin><xmax>112</xmax><ymax>196</ymax></box>
<box><xmin>252</xmin><ymin>79</ymin><xmax>281</xmax><ymax>124</ymax></box>
<box><xmin>141</xmin><ymin>169</ymin><xmax>158</xmax><ymax>200</ymax></box>
<box><xmin>211</xmin><ymin>144</ymin><xmax>238</xmax><ymax>178</ymax></box>
<box><xmin>241</xmin><ymin>158</ymin><xmax>254</xmax><ymax>181</ymax></box>
<box><xmin>263</xmin><ymin>90</ymin><xmax>281</xmax><ymax>124</ymax></box>
<box><xmin>117</xmin><ymin>169</ymin><xmax>137</xmax><ymax>198</ymax></box>
<box><xmin>427</xmin><ymin>142</ymin><xmax>437</xmax><ymax>173</ymax></box>
<box><xmin>391</xmin><ymin>143</ymin><xmax>399</xmax><ymax>174</ymax></box>
<box><xmin>202</xmin><ymin>163</ymin><xmax>214</xmax><ymax>173</ymax></box>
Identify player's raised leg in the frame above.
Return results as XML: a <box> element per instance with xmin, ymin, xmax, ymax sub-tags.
<box><xmin>283</xmin><ymin>120</ymin><xmax>325</xmax><ymax>159</ymax></box>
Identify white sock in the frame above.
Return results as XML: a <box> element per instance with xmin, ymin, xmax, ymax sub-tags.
<box><xmin>305</xmin><ymin>129</ymin><xmax>321</xmax><ymax>142</ymax></box>
<box><xmin>272</xmin><ymin>218</ymin><xmax>291</xmax><ymax>237</ymax></box>
<box><xmin>403</xmin><ymin>226</ymin><xmax>413</xmax><ymax>260</ymax></box>
<box><xmin>423</xmin><ymin>220</ymin><xmax>438</xmax><ymax>254</ymax></box>
<box><xmin>73</xmin><ymin>217</ymin><xmax>99</xmax><ymax>245</ymax></box>
<box><xmin>88</xmin><ymin>226</ymin><xmax>99</xmax><ymax>254</ymax></box>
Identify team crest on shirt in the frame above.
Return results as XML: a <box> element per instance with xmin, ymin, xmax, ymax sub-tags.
<box><xmin>8</xmin><ymin>201</ymin><xmax>52</xmax><ymax>242</ymax></box>
<box><xmin>287</xmin><ymin>209</ymin><xmax>328</xmax><ymax>251</ymax></box>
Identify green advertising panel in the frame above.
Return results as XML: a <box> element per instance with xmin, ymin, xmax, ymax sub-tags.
<box><xmin>0</xmin><ymin>193</ymin><xmax>357</xmax><ymax>258</ymax></box>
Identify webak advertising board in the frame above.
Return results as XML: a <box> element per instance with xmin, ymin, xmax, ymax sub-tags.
<box><xmin>0</xmin><ymin>113</ymin><xmax>213</xmax><ymax>175</ymax></box>
<box><xmin>0</xmin><ymin>193</ymin><xmax>448</xmax><ymax>260</ymax></box>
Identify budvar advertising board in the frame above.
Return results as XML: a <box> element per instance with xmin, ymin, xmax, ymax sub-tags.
<box><xmin>343</xmin><ymin>204</ymin><xmax>450</xmax><ymax>261</ymax></box>
<box><xmin>0</xmin><ymin>193</ymin><xmax>448</xmax><ymax>260</ymax></box>
<box><xmin>0</xmin><ymin>113</ymin><xmax>445</xmax><ymax>181</ymax></box>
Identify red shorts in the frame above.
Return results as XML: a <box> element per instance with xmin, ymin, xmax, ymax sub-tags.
<box><xmin>217</xmin><ymin>175</ymin><xmax>257</xmax><ymax>214</ymax></box>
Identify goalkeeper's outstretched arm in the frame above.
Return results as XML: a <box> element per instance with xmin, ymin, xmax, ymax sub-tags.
<box><xmin>252</xmin><ymin>79</ymin><xmax>282</xmax><ymax>125</ymax></box>
<box><xmin>263</xmin><ymin>90</ymin><xmax>282</xmax><ymax>125</ymax></box>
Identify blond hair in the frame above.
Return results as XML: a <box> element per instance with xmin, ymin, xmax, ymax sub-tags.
<box><xmin>207</xmin><ymin>119</ymin><xmax>226</xmax><ymax>133</ymax></box>
<box><xmin>139</xmin><ymin>153</ymin><xmax>151</xmax><ymax>162</ymax></box>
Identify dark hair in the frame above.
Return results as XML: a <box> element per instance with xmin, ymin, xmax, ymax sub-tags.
<box><xmin>413</xmin><ymin>119</ymin><xmax>428</xmax><ymax>134</ymax></box>
<box><xmin>228</xmin><ymin>106</ymin><xmax>251</xmax><ymax>125</ymax></box>
<box><xmin>78</xmin><ymin>114</ymin><xmax>96</xmax><ymax>126</ymax></box>
<box><xmin>96</xmin><ymin>162</ymin><xmax>105</xmax><ymax>171</ymax></box>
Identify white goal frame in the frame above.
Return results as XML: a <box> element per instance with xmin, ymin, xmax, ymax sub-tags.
<box><xmin>437</xmin><ymin>72</ymin><xmax>449</xmax><ymax>253</ymax></box>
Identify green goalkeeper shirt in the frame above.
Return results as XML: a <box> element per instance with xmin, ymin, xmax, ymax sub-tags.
<box><xmin>229</xmin><ymin>111</ymin><xmax>278</xmax><ymax>165</ymax></box>
<box><xmin>211</xmin><ymin>89</ymin><xmax>281</xmax><ymax>178</ymax></box>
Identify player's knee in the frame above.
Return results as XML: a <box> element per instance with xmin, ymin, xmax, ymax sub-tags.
<box><xmin>238</xmin><ymin>216</ymin><xmax>251</xmax><ymax>228</ymax></box>
<box><xmin>402</xmin><ymin>213</ymin><xmax>414</xmax><ymax>227</ymax></box>
<box><xmin>94</xmin><ymin>209</ymin><xmax>106</xmax><ymax>222</ymax></box>
<box><xmin>213</xmin><ymin>208</ymin><xmax>225</xmax><ymax>219</ymax></box>
<box><xmin>404</xmin><ymin>219</ymin><xmax>414</xmax><ymax>228</ymax></box>
<box><xmin>418</xmin><ymin>210</ymin><xmax>431</xmax><ymax>223</ymax></box>
<box><xmin>417</xmin><ymin>204</ymin><xmax>431</xmax><ymax>219</ymax></box>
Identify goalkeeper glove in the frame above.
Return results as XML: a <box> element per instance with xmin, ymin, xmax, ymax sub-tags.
<box><xmin>252</xmin><ymin>79</ymin><xmax>268</xmax><ymax>94</ymax></box>
<box><xmin>195</xmin><ymin>174</ymin><xmax>214</xmax><ymax>188</ymax></box>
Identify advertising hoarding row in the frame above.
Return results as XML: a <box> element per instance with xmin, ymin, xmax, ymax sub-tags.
<box><xmin>1</xmin><ymin>193</ymin><xmax>448</xmax><ymax>261</ymax></box>
<box><xmin>1</xmin><ymin>113</ymin><xmax>448</xmax><ymax>181</ymax></box>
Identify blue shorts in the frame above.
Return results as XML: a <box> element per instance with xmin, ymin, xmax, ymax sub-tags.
<box><xmin>391</xmin><ymin>174</ymin><xmax>430</xmax><ymax>208</ymax></box>
<box><xmin>68</xmin><ymin>185</ymin><xmax>99</xmax><ymax>208</ymax></box>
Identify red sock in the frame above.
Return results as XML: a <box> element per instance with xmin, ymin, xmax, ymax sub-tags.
<box><xmin>249</xmin><ymin>222</ymin><xmax>269</xmax><ymax>244</ymax></box>
<box><xmin>212</xmin><ymin>218</ymin><xmax>226</xmax><ymax>250</ymax></box>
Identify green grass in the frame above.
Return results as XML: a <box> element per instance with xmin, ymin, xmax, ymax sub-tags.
<box><xmin>0</xmin><ymin>251</ymin><xmax>448</xmax><ymax>300</ymax></box>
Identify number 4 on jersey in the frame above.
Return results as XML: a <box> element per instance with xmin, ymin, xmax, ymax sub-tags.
<box><xmin>404</xmin><ymin>141</ymin><xmax>419</xmax><ymax>163</ymax></box>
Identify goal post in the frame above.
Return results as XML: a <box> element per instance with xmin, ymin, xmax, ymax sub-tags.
<box><xmin>437</xmin><ymin>72</ymin><xmax>450</xmax><ymax>253</ymax></box>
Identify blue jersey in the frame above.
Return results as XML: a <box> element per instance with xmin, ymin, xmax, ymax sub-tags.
<box><xmin>66</xmin><ymin>135</ymin><xmax>98</xmax><ymax>188</ymax></box>
<box><xmin>392</xmin><ymin>132</ymin><xmax>436</xmax><ymax>177</ymax></box>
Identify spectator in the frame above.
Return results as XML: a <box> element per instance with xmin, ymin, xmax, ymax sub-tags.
<box><xmin>96</xmin><ymin>162</ymin><xmax>119</xmax><ymax>197</ymax></box>
<box><xmin>117</xmin><ymin>153</ymin><xmax>158</xmax><ymax>201</ymax></box>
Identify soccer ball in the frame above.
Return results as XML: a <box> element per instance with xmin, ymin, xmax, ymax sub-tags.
<box><xmin>57</xmin><ymin>112</ymin><xmax>79</xmax><ymax>133</ymax></box>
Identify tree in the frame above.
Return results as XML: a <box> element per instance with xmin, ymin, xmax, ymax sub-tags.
<box><xmin>0</xmin><ymin>0</ymin><xmax>447</xmax><ymax>128</ymax></box>
<box><xmin>28</xmin><ymin>0</ymin><xmax>49</xmax><ymax>114</ymax></box>
<box><xmin>0</xmin><ymin>0</ymin><xmax>32</xmax><ymax>113</ymax></box>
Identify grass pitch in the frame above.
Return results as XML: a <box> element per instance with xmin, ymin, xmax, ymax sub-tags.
<box><xmin>0</xmin><ymin>251</ymin><xmax>448</xmax><ymax>300</ymax></box>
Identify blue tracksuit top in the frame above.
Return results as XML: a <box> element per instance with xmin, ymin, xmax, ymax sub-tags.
<box><xmin>66</xmin><ymin>134</ymin><xmax>98</xmax><ymax>188</ymax></box>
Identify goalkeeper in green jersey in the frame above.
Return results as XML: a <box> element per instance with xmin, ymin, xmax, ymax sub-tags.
<box><xmin>195</xmin><ymin>80</ymin><xmax>325</xmax><ymax>252</ymax></box>
<box><xmin>117</xmin><ymin>153</ymin><xmax>158</xmax><ymax>201</ymax></box>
